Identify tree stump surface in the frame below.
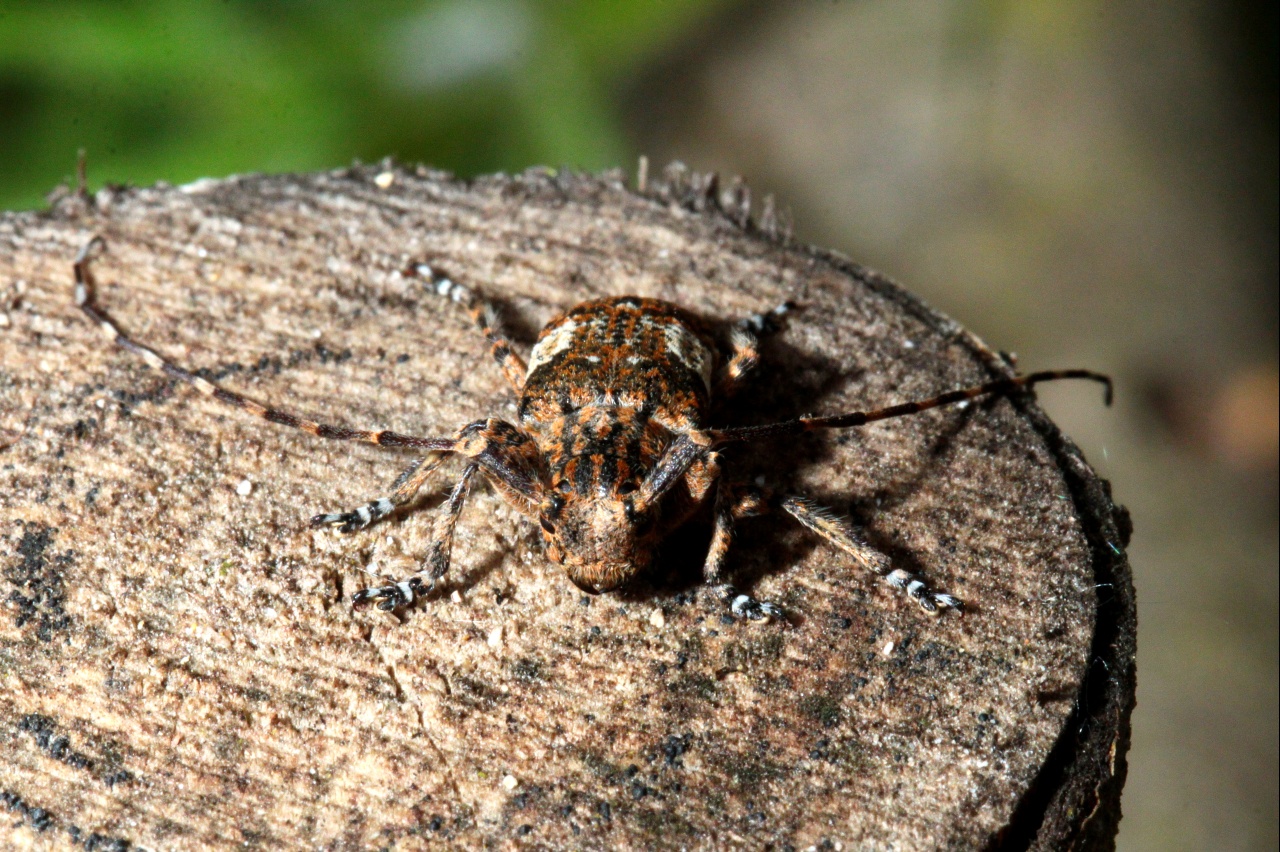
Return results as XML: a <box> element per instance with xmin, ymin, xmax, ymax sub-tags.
<box><xmin>0</xmin><ymin>164</ymin><xmax>1135</xmax><ymax>850</ymax></box>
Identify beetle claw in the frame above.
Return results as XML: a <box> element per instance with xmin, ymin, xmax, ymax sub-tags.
<box><xmin>352</xmin><ymin>577</ymin><xmax>431</xmax><ymax>611</ymax></box>
<box><xmin>729</xmin><ymin>593</ymin><xmax>786</xmax><ymax>623</ymax></box>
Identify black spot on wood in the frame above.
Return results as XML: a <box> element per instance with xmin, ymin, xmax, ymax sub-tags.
<box><xmin>5</xmin><ymin>523</ymin><xmax>73</xmax><ymax>641</ymax></box>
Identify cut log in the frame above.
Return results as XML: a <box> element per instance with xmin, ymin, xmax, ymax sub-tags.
<box><xmin>0</xmin><ymin>164</ymin><xmax>1134</xmax><ymax>850</ymax></box>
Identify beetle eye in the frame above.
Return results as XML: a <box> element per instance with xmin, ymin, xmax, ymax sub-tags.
<box><xmin>539</xmin><ymin>517</ymin><xmax>556</xmax><ymax>534</ymax></box>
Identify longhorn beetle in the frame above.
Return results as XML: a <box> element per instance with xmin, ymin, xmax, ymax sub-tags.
<box><xmin>73</xmin><ymin>237</ymin><xmax>1110</xmax><ymax>622</ymax></box>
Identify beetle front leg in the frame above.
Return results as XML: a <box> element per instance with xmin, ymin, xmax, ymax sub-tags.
<box><xmin>702</xmin><ymin>484</ymin><xmax>786</xmax><ymax>623</ymax></box>
<box><xmin>347</xmin><ymin>418</ymin><xmax>543</xmax><ymax>612</ymax></box>
<box><xmin>352</xmin><ymin>463</ymin><xmax>479</xmax><ymax>611</ymax></box>
<box><xmin>310</xmin><ymin>453</ymin><xmax>449</xmax><ymax>533</ymax></box>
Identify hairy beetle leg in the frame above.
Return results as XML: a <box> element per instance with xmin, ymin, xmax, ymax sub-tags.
<box><xmin>310</xmin><ymin>454</ymin><xmax>449</xmax><ymax>533</ymax></box>
<box><xmin>699</xmin><ymin>484</ymin><xmax>787</xmax><ymax>622</ymax></box>
<box><xmin>779</xmin><ymin>496</ymin><xmax>963</xmax><ymax>614</ymax></box>
<box><xmin>311</xmin><ymin>499</ymin><xmax>396</xmax><ymax>534</ymax></box>
<box><xmin>714</xmin><ymin>301</ymin><xmax>795</xmax><ymax>398</ymax></box>
<box><xmin>351</xmin><ymin>464</ymin><xmax>480</xmax><ymax>613</ymax></box>
<box><xmin>707</xmin><ymin>583</ymin><xmax>787</xmax><ymax>623</ymax></box>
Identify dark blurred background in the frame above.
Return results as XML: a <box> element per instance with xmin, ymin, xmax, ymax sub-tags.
<box><xmin>2</xmin><ymin>1</ymin><xmax>1275</xmax><ymax>848</ymax></box>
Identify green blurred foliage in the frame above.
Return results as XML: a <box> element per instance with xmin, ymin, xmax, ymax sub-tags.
<box><xmin>0</xmin><ymin>0</ymin><xmax>729</xmax><ymax>210</ymax></box>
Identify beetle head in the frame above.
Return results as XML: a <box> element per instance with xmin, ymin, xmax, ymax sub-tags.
<box><xmin>537</xmin><ymin>478</ymin><xmax>661</xmax><ymax>594</ymax></box>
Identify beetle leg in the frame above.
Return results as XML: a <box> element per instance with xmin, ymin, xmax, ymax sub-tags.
<box><xmin>714</xmin><ymin>301</ymin><xmax>794</xmax><ymax>398</ymax></box>
<box><xmin>411</xmin><ymin>263</ymin><xmax>528</xmax><ymax>398</ymax></box>
<box><xmin>352</xmin><ymin>463</ymin><xmax>480</xmax><ymax>611</ymax></box>
<box><xmin>778</xmin><ymin>495</ymin><xmax>962</xmax><ymax>613</ymax></box>
<box><xmin>701</xmin><ymin>483</ymin><xmax>786</xmax><ymax>622</ymax></box>
<box><xmin>309</xmin><ymin>453</ymin><xmax>449</xmax><ymax>533</ymax></box>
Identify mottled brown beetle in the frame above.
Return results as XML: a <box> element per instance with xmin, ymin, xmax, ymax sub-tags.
<box><xmin>73</xmin><ymin>237</ymin><xmax>1110</xmax><ymax>621</ymax></box>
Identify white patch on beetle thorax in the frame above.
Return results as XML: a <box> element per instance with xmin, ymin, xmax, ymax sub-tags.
<box><xmin>663</xmin><ymin>322</ymin><xmax>713</xmax><ymax>392</ymax></box>
<box><xmin>527</xmin><ymin>317</ymin><xmax>580</xmax><ymax>375</ymax></box>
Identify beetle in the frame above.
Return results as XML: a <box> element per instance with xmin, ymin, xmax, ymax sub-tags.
<box><xmin>73</xmin><ymin>237</ymin><xmax>1110</xmax><ymax>621</ymax></box>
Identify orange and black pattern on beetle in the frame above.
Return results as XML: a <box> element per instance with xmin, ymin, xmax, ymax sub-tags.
<box><xmin>72</xmin><ymin>238</ymin><xmax>1111</xmax><ymax>621</ymax></box>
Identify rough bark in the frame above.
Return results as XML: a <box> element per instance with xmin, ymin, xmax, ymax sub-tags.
<box><xmin>0</xmin><ymin>163</ymin><xmax>1135</xmax><ymax>850</ymax></box>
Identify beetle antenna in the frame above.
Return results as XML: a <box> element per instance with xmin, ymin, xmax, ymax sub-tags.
<box><xmin>712</xmin><ymin>370</ymin><xmax>1112</xmax><ymax>444</ymax></box>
